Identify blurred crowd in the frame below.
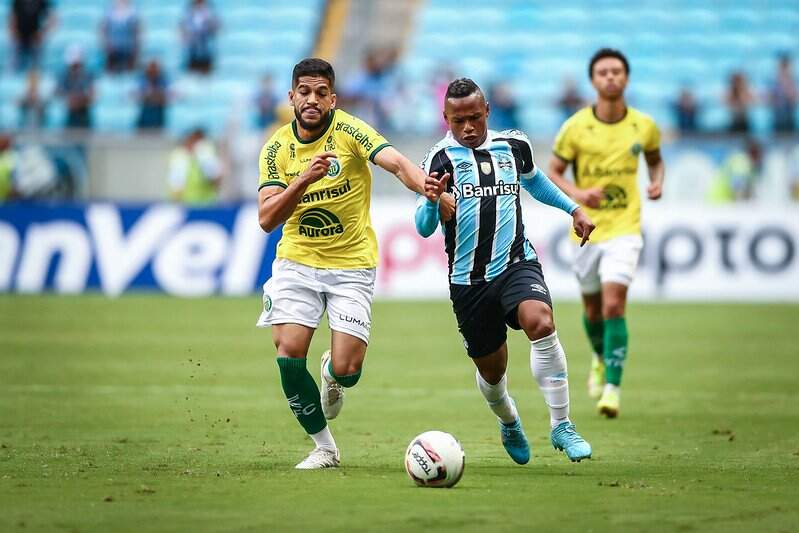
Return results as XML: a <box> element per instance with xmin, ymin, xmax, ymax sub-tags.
<box><xmin>6</xmin><ymin>0</ymin><xmax>248</xmax><ymax>132</ymax></box>
<box><xmin>2</xmin><ymin>0</ymin><xmax>258</xmax><ymax>204</ymax></box>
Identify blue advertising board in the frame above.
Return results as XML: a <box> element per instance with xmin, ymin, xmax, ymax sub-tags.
<box><xmin>0</xmin><ymin>203</ymin><xmax>281</xmax><ymax>296</ymax></box>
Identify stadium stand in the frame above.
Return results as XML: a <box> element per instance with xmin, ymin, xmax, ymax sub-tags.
<box><xmin>0</xmin><ymin>0</ymin><xmax>323</xmax><ymax>134</ymax></box>
<box><xmin>404</xmin><ymin>0</ymin><xmax>799</xmax><ymax>135</ymax></box>
<box><xmin>1</xmin><ymin>0</ymin><xmax>797</xmax><ymax>137</ymax></box>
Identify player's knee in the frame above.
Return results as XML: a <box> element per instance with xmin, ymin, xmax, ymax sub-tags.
<box><xmin>273</xmin><ymin>339</ymin><xmax>308</xmax><ymax>358</ymax></box>
<box><xmin>519</xmin><ymin>304</ymin><xmax>555</xmax><ymax>340</ymax></box>
<box><xmin>603</xmin><ymin>301</ymin><xmax>626</xmax><ymax>319</ymax></box>
<box><xmin>332</xmin><ymin>358</ymin><xmax>362</xmax><ymax>378</ymax></box>
<box><xmin>584</xmin><ymin>306</ymin><xmax>603</xmax><ymax>322</ymax></box>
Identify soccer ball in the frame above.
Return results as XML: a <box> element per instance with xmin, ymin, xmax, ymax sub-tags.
<box><xmin>404</xmin><ymin>430</ymin><xmax>465</xmax><ymax>488</ymax></box>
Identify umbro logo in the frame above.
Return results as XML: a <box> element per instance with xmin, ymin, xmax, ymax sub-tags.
<box><xmin>456</xmin><ymin>161</ymin><xmax>473</xmax><ymax>172</ymax></box>
<box><xmin>530</xmin><ymin>283</ymin><xmax>547</xmax><ymax>295</ymax></box>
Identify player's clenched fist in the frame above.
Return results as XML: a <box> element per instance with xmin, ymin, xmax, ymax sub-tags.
<box><xmin>301</xmin><ymin>151</ymin><xmax>337</xmax><ymax>184</ymax></box>
<box><xmin>572</xmin><ymin>207</ymin><xmax>596</xmax><ymax>247</ymax></box>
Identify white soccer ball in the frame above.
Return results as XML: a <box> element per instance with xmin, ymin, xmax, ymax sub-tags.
<box><xmin>404</xmin><ymin>430</ymin><xmax>465</xmax><ymax>488</ymax></box>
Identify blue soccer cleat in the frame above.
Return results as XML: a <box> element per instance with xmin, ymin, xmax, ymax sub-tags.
<box><xmin>500</xmin><ymin>418</ymin><xmax>531</xmax><ymax>465</ymax></box>
<box><xmin>551</xmin><ymin>421</ymin><xmax>592</xmax><ymax>462</ymax></box>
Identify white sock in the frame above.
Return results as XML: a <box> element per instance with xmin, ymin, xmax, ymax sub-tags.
<box><xmin>530</xmin><ymin>331</ymin><xmax>571</xmax><ymax>428</ymax></box>
<box><xmin>476</xmin><ymin>371</ymin><xmax>518</xmax><ymax>425</ymax></box>
<box><xmin>309</xmin><ymin>426</ymin><xmax>337</xmax><ymax>451</ymax></box>
<box><xmin>603</xmin><ymin>383</ymin><xmax>620</xmax><ymax>395</ymax></box>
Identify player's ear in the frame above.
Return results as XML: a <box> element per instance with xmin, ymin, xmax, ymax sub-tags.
<box><xmin>287</xmin><ymin>89</ymin><xmax>294</xmax><ymax>104</ymax></box>
<box><xmin>330</xmin><ymin>93</ymin><xmax>336</xmax><ymax>109</ymax></box>
<box><xmin>485</xmin><ymin>102</ymin><xmax>490</xmax><ymax>117</ymax></box>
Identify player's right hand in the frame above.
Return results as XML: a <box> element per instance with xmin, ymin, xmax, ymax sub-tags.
<box><xmin>301</xmin><ymin>151</ymin><xmax>337</xmax><ymax>184</ymax></box>
<box><xmin>577</xmin><ymin>187</ymin><xmax>604</xmax><ymax>209</ymax></box>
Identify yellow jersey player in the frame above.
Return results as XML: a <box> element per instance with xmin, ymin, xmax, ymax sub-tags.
<box><xmin>547</xmin><ymin>49</ymin><xmax>665</xmax><ymax>418</ymax></box>
<box><xmin>256</xmin><ymin>58</ymin><xmax>428</xmax><ymax>469</ymax></box>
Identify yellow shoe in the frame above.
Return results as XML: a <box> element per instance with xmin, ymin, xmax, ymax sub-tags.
<box><xmin>597</xmin><ymin>385</ymin><xmax>620</xmax><ymax>418</ymax></box>
<box><xmin>587</xmin><ymin>354</ymin><xmax>605</xmax><ymax>399</ymax></box>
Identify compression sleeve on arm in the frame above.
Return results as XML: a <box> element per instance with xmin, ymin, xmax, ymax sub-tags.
<box><xmin>521</xmin><ymin>168</ymin><xmax>579</xmax><ymax>214</ymax></box>
<box><xmin>414</xmin><ymin>195</ymin><xmax>441</xmax><ymax>238</ymax></box>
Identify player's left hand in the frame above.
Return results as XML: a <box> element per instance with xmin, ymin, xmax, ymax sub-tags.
<box><xmin>439</xmin><ymin>193</ymin><xmax>455</xmax><ymax>221</ymax></box>
<box><xmin>647</xmin><ymin>180</ymin><xmax>663</xmax><ymax>200</ymax></box>
<box><xmin>572</xmin><ymin>207</ymin><xmax>595</xmax><ymax>247</ymax></box>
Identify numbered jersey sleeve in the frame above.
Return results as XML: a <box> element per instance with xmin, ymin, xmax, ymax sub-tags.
<box><xmin>338</xmin><ymin>114</ymin><xmax>392</xmax><ymax>163</ymax></box>
<box><xmin>258</xmin><ymin>131</ymin><xmax>289</xmax><ymax>190</ymax></box>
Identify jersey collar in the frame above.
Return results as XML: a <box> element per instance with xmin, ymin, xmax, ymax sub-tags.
<box><xmin>591</xmin><ymin>105</ymin><xmax>628</xmax><ymax>125</ymax></box>
<box><xmin>292</xmin><ymin>109</ymin><xmax>336</xmax><ymax>144</ymax></box>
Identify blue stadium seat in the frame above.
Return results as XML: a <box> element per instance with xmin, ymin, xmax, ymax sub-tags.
<box><xmin>94</xmin><ymin>103</ymin><xmax>138</xmax><ymax>133</ymax></box>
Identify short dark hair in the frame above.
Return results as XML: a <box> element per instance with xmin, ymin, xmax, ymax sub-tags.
<box><xmin>445</xmin><ymin>77</ymin><xmax>483</xmax><ymax>100</ymax></box>
<box><xmin>588</xmin><ymin>48</ymin><xmax>630</xmax><ymax>78</ymax></box>
<box><xmin>292</xmin><ymin>58</ymin><xmax>335</xmax><ymax>89</ymax></box>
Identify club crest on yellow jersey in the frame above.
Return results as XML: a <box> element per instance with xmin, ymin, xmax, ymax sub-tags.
<box><xmin>326</xmin><ymin>158</ymin><xmax>341</xmax><ymax>179</ymax></box>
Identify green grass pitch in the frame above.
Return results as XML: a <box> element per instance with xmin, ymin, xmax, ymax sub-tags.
<box><xmin>1</xmin><ymin>295</ymin><xmax>798</xmax><ymax>532</ymax></box>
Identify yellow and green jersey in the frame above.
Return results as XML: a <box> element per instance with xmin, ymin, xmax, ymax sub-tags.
<box><xmin>258</xmin><ymin>109</ymin><xmax>391</xmax><ymax>269</ymax></box>
<box><xmin>553</xmin><ymin>106</ymin><xmax>660</xmax><ymax>243</ymax></box>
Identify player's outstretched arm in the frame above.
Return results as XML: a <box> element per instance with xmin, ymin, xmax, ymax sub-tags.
<box><xmin>645</xmin><ymin>149</ymin><xmax>665</xmax><ymax>200</ymax></box>
<box><xmin>258</xmin><ymin>152</ymin><xmax>335</xmax><ymax>232</ymax></box>
<box><xmin>373</xmin><ymin>146</ymin><xmax>426</xmax><ymax>194</ymax></box>
<box><xmin>522</xmin><ymin>168</ymin><xmax>595</xmax><ymax>246</ymax></box>
<box><xmin>521</xmin><ymin>168</ymin><xmax>580</xmax><ymax>214</ymax></box>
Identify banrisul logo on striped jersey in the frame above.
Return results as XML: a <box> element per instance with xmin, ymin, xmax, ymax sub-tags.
<box><xmin>452</xmin><ymin>181</ymin><xmax>519</xmax><ymax>200</ymax></box>
<box><xmin>298</xmin><ymin>208</ymin><xmax>344</xmax><ymax>238</ymax></box>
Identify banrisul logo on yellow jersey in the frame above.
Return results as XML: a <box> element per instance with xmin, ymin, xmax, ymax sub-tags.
<box><xmin>298</xmin><ymin>208</ymin><xmax>344</xmax><ymax>238</ymax></box>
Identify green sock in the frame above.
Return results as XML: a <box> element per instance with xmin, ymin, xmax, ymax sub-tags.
<box><xmin>582</xmin><ymin>315</ymin><xmax>604</xmax><ymax>356</ymax></box>
<box><xmin>276</xmin><ymin>357</ymin><xmax>327</xmax><ymax>435</ymax></box>
<box><xmin>327</xmin><ymin>359</ymin><xmax>362</xmax><ymax>388</ymax></box>
<box><xmin>603</xmin><ymin>317</ymin><xmax>628</xmax><ymax>386</ymax></box>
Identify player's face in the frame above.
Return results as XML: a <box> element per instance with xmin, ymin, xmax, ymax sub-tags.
<box><xmin>290</xmin><ymin>75</ymin><xmax>336</xmax><ymax>131</ymax></box>
<box><xmin>444</xmin><ymin>92</ymin><xmax>489</xmax><ymax>149</ymax></box>
<box><xmin>591</xmin><ymin>57</ymin><xmax>628</xmax><ymax>99</ymax></box>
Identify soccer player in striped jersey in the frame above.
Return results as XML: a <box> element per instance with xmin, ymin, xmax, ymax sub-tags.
<box><xmin>416</xmin><ymin>78</ymin><xmax>595</xmax><ymax>463</ymax></box>
<box><xmin>547</xmin><ymin>49</ymin><xmax>665</xmax><ymax>418</ymax></box>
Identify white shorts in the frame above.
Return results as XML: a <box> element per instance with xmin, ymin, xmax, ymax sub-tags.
<box><xmin>571</xmin><ymin>235</ymin><xmax>644</xmax><ymax>294</ymax></box>
<box><xmin>256</xmin><ymin>258</ymin><xmax>376</xmax><ymax>344</ymax></box>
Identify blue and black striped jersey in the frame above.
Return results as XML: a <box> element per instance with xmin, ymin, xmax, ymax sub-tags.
<box><xmin>420</xmin><ymin>129</ymin><xmax>540</xmax><ymax>285</ymax></box>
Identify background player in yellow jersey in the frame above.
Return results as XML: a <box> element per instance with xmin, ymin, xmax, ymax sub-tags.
<box><xmin>548</xmin><ymin>49</ymin><xmax>665</xmax><ymax>418</ymax></box>
<box><xmin>256</xmin><ymin>58</ymin><xmax>428</xmax><ymax>468</ymax></box>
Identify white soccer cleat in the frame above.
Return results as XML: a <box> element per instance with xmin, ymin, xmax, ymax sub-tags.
<box><xmin>294</xmin><ymin>447</ymin><xmax>340</xmax><ymax>469</ymax></box>
<box><xmin>320</xmin><ymin>350</ymin><xmax>344</xmax><ymax>420</ymax></box>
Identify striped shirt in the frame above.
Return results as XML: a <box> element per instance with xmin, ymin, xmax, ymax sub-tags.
<box><xmin>420</xmin><ymin>129</ymin><xmax>549</xmax><ymax>285</ymax></box>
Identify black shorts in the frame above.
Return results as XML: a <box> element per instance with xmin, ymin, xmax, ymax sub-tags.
<box><xmin>449</xmin><ymin>260</ymin><xmax>552</xmax><ymax>358</ymax></box>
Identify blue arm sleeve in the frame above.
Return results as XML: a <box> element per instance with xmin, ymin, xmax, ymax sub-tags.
<box><xmin>414</xmin><ymin>195</ymin><xmax>441</xmax><ymax>238</ymax></box>
<box><xmin>520</xmin><ymin>168</ymin><xmax>579</xmax><ymax>215</ymax></box>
